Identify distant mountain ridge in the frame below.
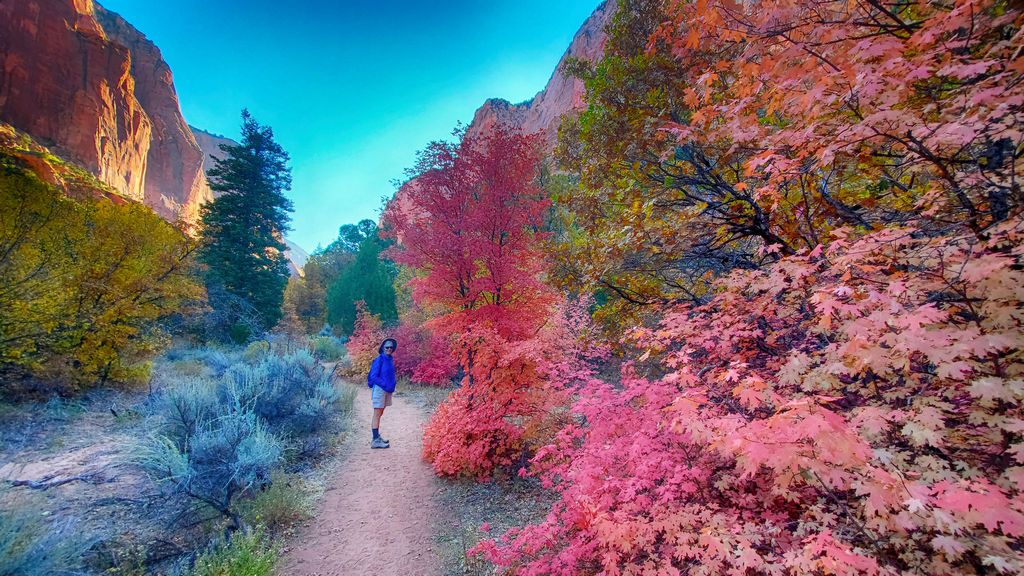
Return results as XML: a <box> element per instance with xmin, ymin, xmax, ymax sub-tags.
<box><xmin>191</xmin><ymin>126</ymin><xmax>236</xmax><ymax>176</ymax></box>
<box><xmin>390</xmin><ymin>2</ymin><xmax>613</xmax><ymax>221</ymax></box>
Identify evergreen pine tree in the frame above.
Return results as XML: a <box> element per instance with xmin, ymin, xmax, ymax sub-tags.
<box><xmin>200</xmin><ymin>110</ymin><xmax>293</xmax><ymax>336</ymax></box>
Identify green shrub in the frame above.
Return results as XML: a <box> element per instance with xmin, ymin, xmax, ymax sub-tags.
<box><xmin>338</xmin><ymin>383</ymin><xmax>356</xmax><ymax>416</ymax></box>
<box><xmin>88</xmin><ymin>541</ymin><xmax>147</xmax><ymax>576</ymax></box>
<box><xmin>222</xmin><ymin>349</ymin><xmax>341</xmax><ymax>440</ymax></box>
<box><xmin>163</xmin><ymin>346</ymin><xmax>237</xmax><ymax>379</ymax></box>
<box><xmin>198</xmin><ymin>348</ymin><xmax>235</xmax><ymax>376</ymax></box>
<box><xmin>43</xmin><ymin>396</ymin><xmax>85</xmax><ymax>421</ymax></box>
<box><xmin>171</xmin><ymin>359</ymin><xmax>208</xmax><ymax>377</ymax></box>
<box><xmin>229</xmin><ymin>323</ymin><xmax>252</xmax><ymax>345</ymax></box>
<box><xmin>242</xmin><ymin>340</ymin><xmax>270</xmax><ymax>362</ymax></box>
<box><xmin>144</xmin><ymin>348</ymin><xmax>341</xmax><ymax>528</ymax></box>
<box><xmin>0</xmin><ymin>158</ymin><xmax>203</xmax><ymax>394</ymax></box>
<box><xmin>189</xmin><ymin>526</ymin><xmax>277</xmax><ymax>576</ymax></box>
<box><xmin>237</xmin><ymin>472</ymin><xmax>313</xmax><ymax>531</ymax></box>
<box><xmin>309</xmin><ymin>336</ymin><xmax>345</xmax><ymax>361</ymax></box>
<box><xmin>152</xmin><ymin>377</ymin><xmax>218</xmax><ymax>446</ymax></box>
<box><xmin>0</xmin><ymin>498</ymin><xmax>91</xmax><ymax>576</ymax></box>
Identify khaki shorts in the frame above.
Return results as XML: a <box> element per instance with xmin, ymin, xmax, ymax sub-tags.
<box><xmin>371</xmin><ymin>385</ymin><xmax>393</xmax><ymax>409</ymax></box>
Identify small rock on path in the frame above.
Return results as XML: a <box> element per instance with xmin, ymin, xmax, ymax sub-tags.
<box><xmin>278</xmin><ymin>383</ymin><xmax>441</xmax><ymax>576</ymax></box>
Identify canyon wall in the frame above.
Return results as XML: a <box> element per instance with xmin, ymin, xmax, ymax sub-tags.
<box><xmin>466</xmin><ymin>0</ymin><xmax>614</xmax><ymax>148</ymax></box>
<box><xmin>0</xmin><ymin>0</ymin><xmax>211</xmax><ymax>223</ymax></box>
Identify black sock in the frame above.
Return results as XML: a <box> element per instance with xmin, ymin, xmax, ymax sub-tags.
<box><xmin>372</xmin><ymin>428</ymin><xmax>380</xmax><ymax>440</ymax></box>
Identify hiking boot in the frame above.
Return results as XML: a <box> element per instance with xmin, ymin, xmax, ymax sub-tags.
<box><xmin>371</xmin><ymin>437</ymin><xmax>390</xmax><ymax>449</ymax></box>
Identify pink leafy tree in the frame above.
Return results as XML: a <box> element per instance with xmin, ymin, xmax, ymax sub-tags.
<box><xmin>478</xmin><ymin>218</ymin><xmax>1024</xmax><ymax>575</ymax></box>
<box><xmin>649</xmin><ymin>0</ymin><xmax>1023</xmax><ymax>235</ymax></box>
<box><xmin>473</xmin><ymin>2</ymin><xmax>1024</xmax><ymax>573</ymax></box>
<box><xmin>384</xmin><ymin>125</ymin><xmax>569</xmax><ymax>478</ymax></box>
<box><xmin>343</xmin><ymin>301</ymin><xmax>387</xmax><ymax>377</ymax></box>
<box><xmin>392</xmin><ymin>311</ymin><xmax>458</xmax><ymax>386</ymax></box>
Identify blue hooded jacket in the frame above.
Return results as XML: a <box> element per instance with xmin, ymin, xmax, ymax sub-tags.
<box><xmin>367</xmin><ymin>354</ymin><xmax>397</xmax><ymax>393</ymax></box>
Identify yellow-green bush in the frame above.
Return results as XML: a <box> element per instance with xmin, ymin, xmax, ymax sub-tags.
<box><xmin>237</xmin><ymin>472</ymin><xmax>313</xmax><ymax>531</ymax></box>
<box><xmin>188</xmin><ymin>527</ymin><xmax>277</xmax><ymax>576</ymax></box>
<box><xmin>0</xmin><ymin>156</ymin><xmax>203</xmax><ymax>393</ymax></box>
<box><xmin>242</xmin><ymin>340</ymin><xmax>271</xmax><ymax>362</ymax></box>
<box><xmin>309</xmin><ymin>335</ymin><xmax>345</xmax><ymax>361</ymax></box>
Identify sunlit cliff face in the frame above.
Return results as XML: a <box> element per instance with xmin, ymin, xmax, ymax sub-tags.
<box><xmin>0</xmin><ymin>0</ymin><xmax>213</xmax><ymax>224</ymax></box>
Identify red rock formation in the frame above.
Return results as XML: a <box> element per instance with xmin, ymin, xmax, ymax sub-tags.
<box><xmin>0</xmin><ymin>0</ymin><xmax>151</xmax><ymax>202</ymax></box>
<box><xmin>393</xmin><ymin>3</ymin><xmax>613</xmax><ymax>233</ymax></box>
<box><xmin>283</xmin><ymin>239</ymin><xmax>309</xmax><ymax>278</ymax></box>
<box><xmin>0</xmin><ymin>0</ymin><xmax>211</xmax><ymax>223</ymax></box>
<box><xmin>466</xmin><ymin>1</ymin><xmax>615</xmax><ymax>148</ymax></box>
<box><xmin>94</xmin><ymin>5</ymin><xmax>212</xmax><ymax>224</ymax></box>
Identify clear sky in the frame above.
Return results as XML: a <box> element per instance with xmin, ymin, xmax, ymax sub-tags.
<box><xmin>98</xmin><ymin>0</ymin><xmax>601</xmax><ymax>252</ymax></box>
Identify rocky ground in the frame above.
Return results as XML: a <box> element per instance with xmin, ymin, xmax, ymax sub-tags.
<box><xmin>0</xmin><ymin>389</ymin><xmax>198</xmax><ymax>573</ymax></box>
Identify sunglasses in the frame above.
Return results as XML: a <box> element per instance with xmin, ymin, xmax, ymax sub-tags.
<box><xmin>384</xmin><ymin>346</ymin><xmax>395</xmax><ymax>350</ymax></box>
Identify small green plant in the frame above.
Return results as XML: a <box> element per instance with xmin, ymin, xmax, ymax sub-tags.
<box><xmin>337</xmin><ymin>383</ymin><xmax>356</xmax><ymax>417</ymax></box>
<box><xmin>237</xmin><ymin>472</ymin><xmax>313</xmax><ymax>531</ymax></box>
<box><xmin>188</xmin><ymin>526</ymin><xmax>277</xmax><ymax>576</ymax></box>
<box><xmin>172</xmin><ymin>359</ymin><xmax>208</xmax><ymax>377</ymax></box>
<box><xmin>111</xmin><ymin>406</ymin><xmax>143</xmax><ymax>425</ymax></box>
<box><xmin>94</xmin><ymin>541</ymin><xmax>147</xmax><ymax>576</ymax></box>
<box><xmin>309</xmin><ymin>336</ymin><xmax>345</xmax><ymax>362</ymax></box>
<box><xmin>43</xmin><ymin>396</ymin><xmax>85</xmax><ymax>421</ymax></box>
<box><xmin>242</xmin><ymin>340</ymin><xmax>270</xmax><ymax>362</ymax></box>
<box><xmin>0</xmin><ymin>401</ymin><xmax>18</xmax><ymax>423</ymax></box>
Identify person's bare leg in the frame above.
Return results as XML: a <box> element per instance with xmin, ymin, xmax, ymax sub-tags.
<box><xmin>372</xmin><ymin>407</ymin><xmax>384</xmax><ymax>429</ymax></box>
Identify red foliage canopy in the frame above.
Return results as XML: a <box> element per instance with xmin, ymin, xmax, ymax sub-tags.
<box><xmin>480</xmin><ymin>218</ymin><xmax>1024</xmax><ymax>575</ymax></box>
<box><xmin>384</xmin><ymin>126</ymin><xmax>564</xmax><ymax>478</ymax></box>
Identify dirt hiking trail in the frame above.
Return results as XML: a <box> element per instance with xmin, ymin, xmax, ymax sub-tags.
<box><xmin>279</xmin><ymin>383</ymin><xmax>442</xmax><ymax>576</ymax></box>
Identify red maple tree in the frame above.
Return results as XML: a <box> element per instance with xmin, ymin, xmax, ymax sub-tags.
<box><xmin>384</xmin><ymin>126</ymin><xmax>563</xmax><ymax>478</ymax></box>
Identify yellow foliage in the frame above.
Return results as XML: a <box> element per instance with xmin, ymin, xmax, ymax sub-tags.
<box><xmin>0</xmin><ymin>158</ymin><xmax>203</xmax><ymax>392</ymax></box>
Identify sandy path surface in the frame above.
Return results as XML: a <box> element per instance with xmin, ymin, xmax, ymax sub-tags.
<box><xmin>279</xmin><ymin>383</ymin><xmax>441</xmax><ymax>576</ymax></box>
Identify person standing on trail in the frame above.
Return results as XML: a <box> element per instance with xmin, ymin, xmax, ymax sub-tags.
<box><xmin>367</xmin><ymin>338</ymin><xmax>398</xmax><ymax>449</ymax></box>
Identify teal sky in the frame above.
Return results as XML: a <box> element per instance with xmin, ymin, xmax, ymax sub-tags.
<box><xmin>98</xmin><ymin>1</ymin><xmax>601</xmax><ymax>251</ymax></box>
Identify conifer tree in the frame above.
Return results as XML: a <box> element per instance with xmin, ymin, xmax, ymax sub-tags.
<box><xmin>200</xmin><ymin>110</ymin><xmax>293</xmax><ymax>336</ymax></box>
<box><xmin>325</xmin><ymin>230</ymin><xmax>398</xmax><ymax>335</ymax></box>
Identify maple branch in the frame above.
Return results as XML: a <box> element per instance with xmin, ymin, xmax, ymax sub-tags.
<box><xmin>808</xmin><ymin>470</ymin><xmax>889</xmax><ymax>559</ymax></box>
<box><xmin>598</xmin><ymin>278</ymin><xmax>658</xmax><ymax>306</ymax></box>
<box><xmin>859</xmin><ymin>0</ymin><xmax>920</xmax><ymax>38</ymax></box>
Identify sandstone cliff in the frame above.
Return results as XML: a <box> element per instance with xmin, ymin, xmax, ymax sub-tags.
<box><xmin>392</xmin><ymin>3</ymin><xmax>613</xmax><ymax>231</ymax></box>
<box><xmin>466</xmin><ymin>1</ymin><xmax>614</xmax><ymax>148</ymax></box>
<box><xmin>94</xmin><ymin>5</ymin><xmax>212</xmax><ymax>223</ymax></box>
<box><xmin>283</xmin><ymin>239</ymin><xmax>310</xmax><ymax>278</ymax></box>
<box><xmin>0</xmin><ymin>0</ymin><xmax>150</xmax><ymax>202</ymax></box>
<box><xmin>0</xmin><ymin>0</ymin><xmax>211</xmax><ymax>223</ymax></box>
<box><xmin>191</xmin><ymin>126</ymin><xmax>235</xmax><ymax>177</ymax></box>
<box><xmin>0</xmin><ymin>121</ymin><xmax>130</xmax><ymax>206</ymax></box>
